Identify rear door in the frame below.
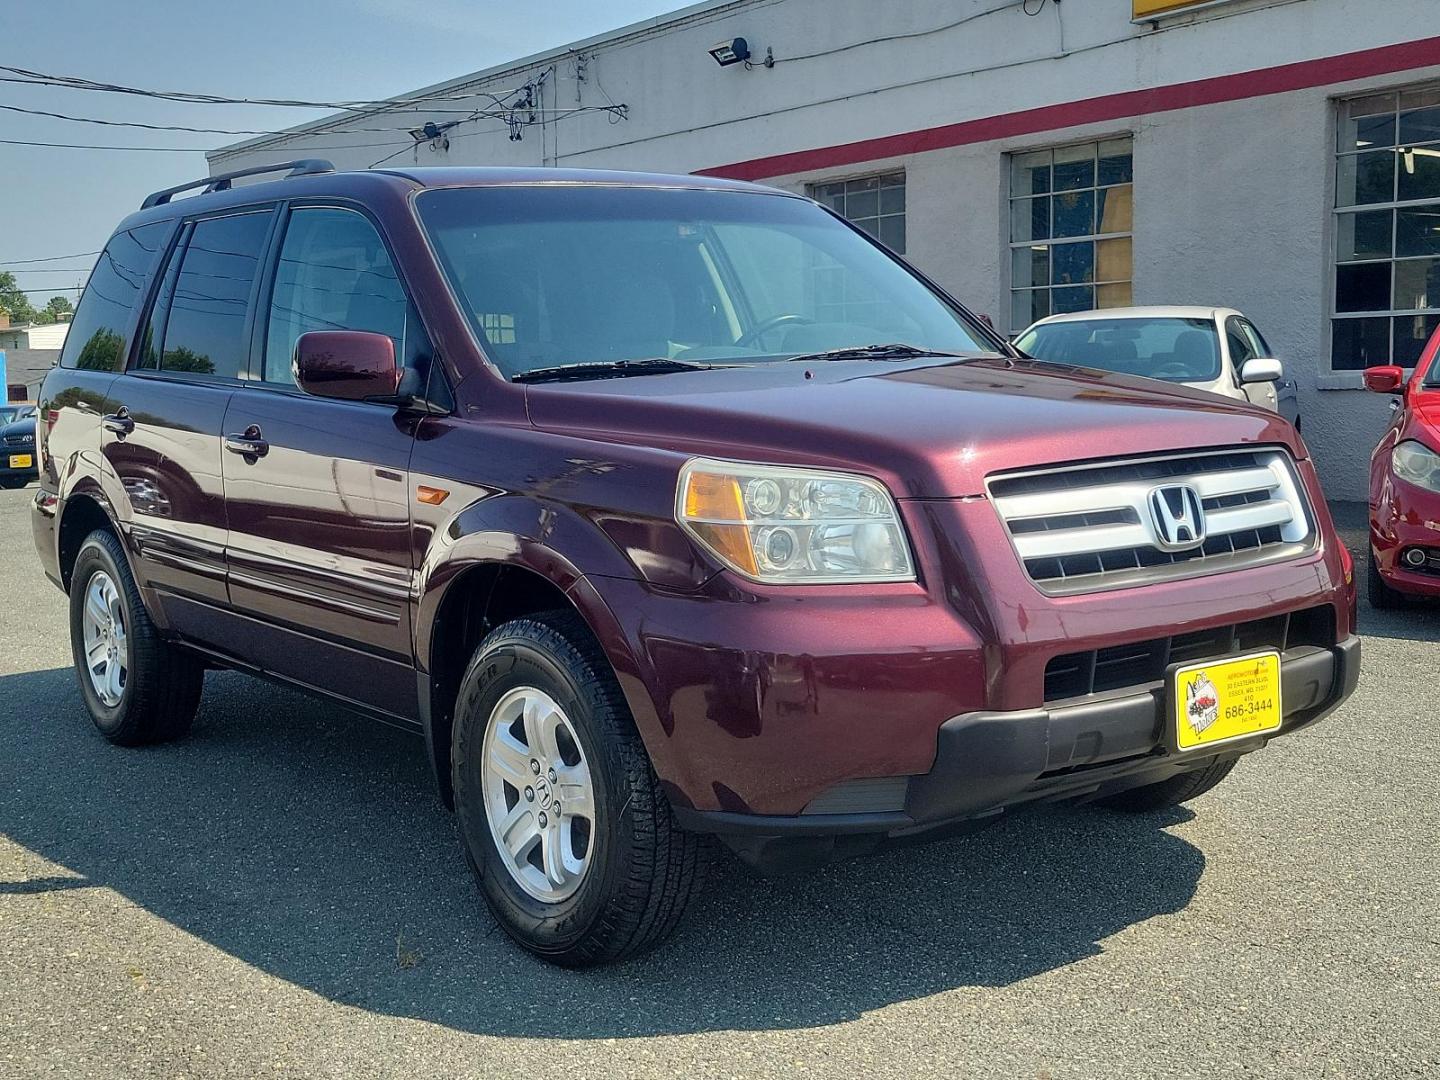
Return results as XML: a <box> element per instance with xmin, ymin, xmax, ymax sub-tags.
<box><xmin>103</xmin><ymin>208</ymin><xmax>276</xmax><ymax>638</ymax></box>
<box><xmin>219</xmin><ymin>203</ymin><xmax>423</xmax><ymax>722</ymax></box>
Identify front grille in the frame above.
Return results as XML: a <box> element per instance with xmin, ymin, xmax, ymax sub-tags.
<box><xmin>988</xmin><ymin>448</ymin><xmax>1314</xmax><ymax>594</ymax></box>
<box><xmin>1043</xmin><ymin>604</ymin><xmax>1334</xmax><ymax>702</ymax></box>
<box><xmin>2</xmin><ymin>434</ymin><xmax>33</xmax><ymax>446</ymax></box>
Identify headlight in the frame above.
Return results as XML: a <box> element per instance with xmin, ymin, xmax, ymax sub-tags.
<box><xmin>676</xmin><ymin>458</ymin><xmax>915</xmax><ymax>584</ymax></box>
<box><xmin>1393</xmin><ymin>440</ymin><xmax>1440</xmax><ymax>491</ymax></box>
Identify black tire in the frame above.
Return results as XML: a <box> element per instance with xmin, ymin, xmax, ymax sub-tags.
<box><xmin>1100</xmin><ymin>757</ymin><xmax>1238</xmax><ymax>813</ymax></box>
<box><xmin>452</xmin><ymin>610</ymin><xmax>709</xmax><ymax>966</ymax></box>
<box><xmin>0</xmin><ymin>476</ymin><xmax>28</xmax><ymax>489</ymax></box>
<box><xmin>69</xmin><ymin>529</ymin><xmax>204</xmax><ymax>746</ymax></box>
<box><xmin>1368</xmin><ymin>548</ymin><xmax>1406</xmax><ymax>610</ymax></box>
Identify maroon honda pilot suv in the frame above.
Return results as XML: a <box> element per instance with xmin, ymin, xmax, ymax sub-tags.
<box><xmin>33</xmin><ymin>161</ymin><xmax>1359</xmax><ymax>965</ymax></box>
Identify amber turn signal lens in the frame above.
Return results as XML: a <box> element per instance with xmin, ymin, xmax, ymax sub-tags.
<box><xmin>416</xmin><ymin>485</ymin><xmax>450</xmax><ymax>505</ymax></box>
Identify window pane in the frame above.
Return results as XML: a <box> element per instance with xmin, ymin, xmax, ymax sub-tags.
<box><xmin>60</xmin><ymin>222</ymin><xmax>169</xmax><ymax>372</ymax></box>
<box><xmin>1394</xmin><ymin>257</ymin><xmax>1440</xmax><ymax>311</ymax></box>
<box><xmin>1051</xmin><ymin>241</ymin><xmax>1094</xmax><ymax>285</ymax></box>
<box><xmin>812</xmin><ymin>183</ymin><xmax>845</xmax><ymax>212</ymax></box>
<box><xmin>1052</xmin><ymin>190</ymin><xmax>1094</xmax><ymax>238</ymax></box>
<box><xmin>1011</xmin><ymin>150</ymin><xmax>1052</xmax><ymax>196</ymax></box>
<box><xmin>878</xmin><ymin>214</ymin><xmax>906</xmax><ymax>253</ymax></box>
<box><xmin>1053</xmin><ymin>144</ymin><xmax>1096</xmax><ymax>191</ymax></box>
<box><xmin>1011</xmin><ymin>246</ymin><xmax>1048</xmax><ymax>289</ymax></box>
<box><xmin>1012</xmin><ymin>288</ymin><xmax>1049</xmax><ymax>329</ymax></box>
<box><xmin>879</xmin><ymin>184</ymin><xmax>905</xmax><ymax>215</ymax></box>
<box><xmin>1398</xmin><ymin>203</ymin><xmax>1440</xmax><ymax>257</ymax></box>
<box><xmin>1331</xmin><ymin>316</ymin><xmax>1391</xmax><ymax>369</ymax></box>
<box><xmin>1336</xmin><ymin>262</ymin><xmax>1392</xmax><ymax>312</ymax></box>
<box><xmin>1096</xmin><ymin>184</ymin><xmax>1133</xmax><ymax>234</ymax></box>
<box><xmin>1096</xmin><ymin>237</ymin><xmax>1132</xmax><ymax>283</ymax></box>
<box><xmin>1399</xmin><ymin>105</ymin><xmax>1440</xmax><ymax>147</ymax></box>
<box><xmin>1051</xmin><ymin>285</ymin><xmax>1095</xmax><ymax>314</ymax></box>
<box><xmin>264</xmin><ymin>207</ymin><xmax>407</xmax><ymax>385</ymax></box>
<box><xmin>1398</xmin><ymin>147</ymin><xmax>1440</xmax><ymax>202</ymax></box>
<box><xmin>1227</xmin><ymin>318</ymin><xmax>1258</xmax><ymax>364</ymax></box>
<box><xmin>1010</xmin><ymin>196</ymin><xmax>1050</xmax><ymax>242</ymax></box>
<box><xmin>162</xmin><ymin>212</ymin><xmax>271</xmax><ymax>378</ymax></box>
<box><xmin>137</xmin><ymin>232</ymin><xmax>184</xmax><ymax>371</ymax></box>
<box><xmin>1096</xmin><ymin>282</ymin><xmax>1133</xmax><ymax>308</ymax></box>
<box><xmin>1396</xmin><ymin>313</ymin><xmax>1440</xmax><ymax>366</ymax></box>
<box><xmin>1339</xmin><ymin>93</ymin><xmax>1397</xmax><ymax>153</ymax></box>
<box><xmin>1337</xmin><ymin>150</ymin><xmax>1395</xmax><ymax>206</ymax></box>
<box><xmin>846</xmin><ymin>187</ymin><xmax>879</xmax><ymax>219</ymax></box>
<box><xmin>1098</xmin><ymin>138</ymin><xmax>1134</xmax><ymax>186</ymax></box>
<box><xmin>1337</xmin><ymin>209</ymin><xmax>1393</xmax><ymax>261</ymax></box>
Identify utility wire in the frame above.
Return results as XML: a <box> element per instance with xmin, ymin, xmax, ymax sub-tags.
<box><xmin>2</xmin><ymin>249</ymin><xmax>100</xmax><ymax>265</ymax></box>
<box><xmin>0</xmin><ymin>63</ymin><xmax>599</xmax><ymax>113</ymax></box>
<box><xmin>0</xmin><ymin>135</ymin><xmax>408</xmax><ymax>152</ymax></box>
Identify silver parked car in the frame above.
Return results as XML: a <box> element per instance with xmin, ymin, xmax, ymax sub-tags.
<box><xmin>1015</xmin><ymin>306</ymin><xmax>1301</xmax><ymax>430</ymax></box>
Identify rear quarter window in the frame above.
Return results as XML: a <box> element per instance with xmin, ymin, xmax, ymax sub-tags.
<box><xmin>59</xmin><ymin>222</ymin><xmax>171</xmax><ymax>372</ymax></box>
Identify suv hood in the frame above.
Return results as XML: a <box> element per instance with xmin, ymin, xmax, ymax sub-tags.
<box><xmin>523</xmin><ymin>357</ymin><xmax>1302</xmax><ymax>498</ymax></box>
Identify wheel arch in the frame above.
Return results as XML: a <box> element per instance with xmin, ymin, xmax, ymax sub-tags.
<box><xmin>57</xmin><ymin>485</ymin><xmax>124</xmax><ymax>593</ymax></box>
<box><xmin>419</xmin><ymin>547</ymin><xmax>656</xmax><ymax>812</ymax></box>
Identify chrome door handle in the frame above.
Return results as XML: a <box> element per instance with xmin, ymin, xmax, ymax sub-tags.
<box><xmin>223</xmin><ymin>425</ymin><xmax>269</xmax><ymax>458</ymax></box>
<box><xmin>102</xmin><ymin>408</ymin><xmax>134</xmax><ymax>435</ymax></box>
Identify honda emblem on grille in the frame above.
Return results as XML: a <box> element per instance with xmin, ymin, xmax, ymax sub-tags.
<box><xmin>1148</xmin><ymin>484</ymin><xmax>1206</xmax><ymax>551</ymax></box>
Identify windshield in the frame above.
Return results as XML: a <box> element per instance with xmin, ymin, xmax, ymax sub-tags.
<box><xmin>415</xmin><ymin>186</ymin><xmax>996</xmax><ymax>378</ymax></box>
<box><xmin>0</xmin><ymin>406</ymin><xmax>27</xmax><ymax>425</ymax></box>
<box><xmin>1016</xmin><ymin>316</ymin><xmax>1221</xmax><ymax>382</ymax></box>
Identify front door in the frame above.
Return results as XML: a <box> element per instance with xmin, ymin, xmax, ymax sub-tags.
<box><xmin>220</xmin><ymin>204</ymin><xmax>423</xmax><ymax>722</ymax></box>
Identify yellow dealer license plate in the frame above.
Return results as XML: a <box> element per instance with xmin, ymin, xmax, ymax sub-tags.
<box><xmin>8</xmin><ymin>454</ymin><xmax>31</xmax><ymax>469</ymax></box>
<box><xmin>1170</xmin><ymin>651</ymin><xmax>1282</xmax><ymax>753</ymax></box>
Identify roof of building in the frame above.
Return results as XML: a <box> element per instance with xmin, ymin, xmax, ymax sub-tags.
<box><xmin>210</xmin><ymin>0</ymin><xmax>753</xmax><ymax>162</ymax></box>
<box><xmin>2</xmin><ymin>347</ymin><xmax>61</xmax><ymax>388</ymax></box>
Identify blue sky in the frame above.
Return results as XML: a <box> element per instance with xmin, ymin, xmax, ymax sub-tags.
<box><xmin>0</xmin><ymin>0</ymin><xmax>684</xmax><ymax>303</ymax></box>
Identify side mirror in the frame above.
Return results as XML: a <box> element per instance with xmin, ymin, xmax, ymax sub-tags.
<box><xmin>1238</xmin><ymin>357</ymin><xmax>1283</xmax><ymax>384</ymax></box>
<box><xmin>294</xmin><ymin>330</ymin><xmax>400</xmax><ymax>402</ymax></box>
<box><xmin>1362</xmin><ymin>364</ymin><xmax>1406</xmax><ymax>395</ymax></box>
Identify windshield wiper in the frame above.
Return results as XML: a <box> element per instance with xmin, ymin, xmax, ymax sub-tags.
<box><xmin>512</xmin><ymin>357</ymin><xmax>723</xmax><ymax>383</ymax></box>
<box><xmin>784</xmin><ymin>343</ymin><xmax>969</xmax><ymax>363</ymax></box>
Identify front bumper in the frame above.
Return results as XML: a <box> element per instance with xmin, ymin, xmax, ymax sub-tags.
<box><xmin>675</xmin><ymin>636</ymin><xmax>1360</xmax><ymax>869</ymax></box>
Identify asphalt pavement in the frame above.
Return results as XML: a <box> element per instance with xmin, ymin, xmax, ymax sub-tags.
<box><xmin>1</xmin><ymin>485</ymin><xmax>1436</xmax><ymax>1079</ymax></box>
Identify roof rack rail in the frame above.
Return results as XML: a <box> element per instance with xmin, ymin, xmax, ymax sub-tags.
<box><xmin>140</xmin><ymin>159</ymin><xmax>335</xmax><ymax>210</ymax></box>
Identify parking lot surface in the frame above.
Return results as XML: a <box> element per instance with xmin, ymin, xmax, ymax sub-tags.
<box><xmin>1</xmin><ymin>485</ymin><xmax>1437</xmax><ymax>1079</ymax></box>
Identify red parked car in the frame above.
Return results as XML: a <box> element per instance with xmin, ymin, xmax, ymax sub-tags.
<box><xmin>1364</xmin><ymin>325</ymin><xmax>1440</xmax><ymax>606</ymax></box>
<box><xmin>34</xmin><ymin>162</ymin><xmax>1359</xmax><ymax>965</ymax></box>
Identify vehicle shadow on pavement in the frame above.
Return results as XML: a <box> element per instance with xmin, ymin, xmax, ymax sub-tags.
<box><xmin>0</xmin><ymin>666</ymin><xmax>1205</xmax><ymax>1038</ymax></box>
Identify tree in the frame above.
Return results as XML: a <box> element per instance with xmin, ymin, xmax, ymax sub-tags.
<box><xmin>0</xmin><ymin>271</ymin><xmax>37</xmax><ymax>325</ymax></box>
<box><xmin>42</xmin><ymin>295</ymin><xmax>73</xmax><ymax>320</ymax></box>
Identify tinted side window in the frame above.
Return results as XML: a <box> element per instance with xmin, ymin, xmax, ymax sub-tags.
<box><xmin>59</xmin><ymin>222</ymin><xmax>170</xmax><ymax>372</ymax></box>
<box><xmin>263</xmin><ymin>207</ymin><xmax>408</xmax><ymax>385</ymax></box>
<box><xmin>161</xmin><ymin>211</ymin><xmax>272</xmax><ymax>378</ymax></box>
<box><xmin>1225</xmin><ymin>316</ymin><xmax>1258</xmax><ymax>367</ymax></box>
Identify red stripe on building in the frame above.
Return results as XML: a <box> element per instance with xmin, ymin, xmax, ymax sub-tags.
<box><xmin>698</xmin><ymin>35</ymin><xmax>1440</xmax><ymax>181</ymax></box>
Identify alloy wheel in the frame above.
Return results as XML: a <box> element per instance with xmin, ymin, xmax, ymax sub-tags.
<box><xmin>81</xmin><ymin>570</ymin><xmax>128</xmax><ymax>708</ymax></box>
<box><xmin>480</xmin><ymin>686</ymin><xmax>597</xmax><ymax>902</ymax></box>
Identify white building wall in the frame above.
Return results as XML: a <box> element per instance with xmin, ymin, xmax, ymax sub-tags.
<box><xmin>23</xmin><ymin>323</ymin><xmax>70</xmax><ymax>351</ymax></box>
<box><xmin>211</xmin><ymin>0</ymin><xmax>1440</xmax><ymax>498</ymax></box>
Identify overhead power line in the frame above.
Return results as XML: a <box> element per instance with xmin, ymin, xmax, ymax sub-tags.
<box><xmin>2</xmin><ymin>249</ymin><xmax>101</xmax><ymax>265</ymax></box>
<box><xmin>1</xmin><ymin>63</ymin><xmax>572</xmax><ymax>112</ymax></box>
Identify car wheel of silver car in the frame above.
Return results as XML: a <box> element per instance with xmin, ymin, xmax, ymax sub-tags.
<box><xmin>68</xmin><ymin>529</ymin><xmax>204</xmax><ymax>746</ymax></box>
<box><xmin>452</xmin><ymin>609</ymin><xmax>710</xmax><ymax>967</ymax></box>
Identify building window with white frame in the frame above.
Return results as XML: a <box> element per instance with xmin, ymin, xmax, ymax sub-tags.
<box><xmin>1009</xmin><ymin>137</ymin><xmax>1134</xmax><ymax>331</ymax></box>
<box><xmin>809</xmin><ymin>173</ymin><xmax>906</xmax><ymax>253</ymax></box>
<box><xmin>1333</xmin><ymin>86</ymin><xmax>1440</xmax><ymax>370</ymax></box>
